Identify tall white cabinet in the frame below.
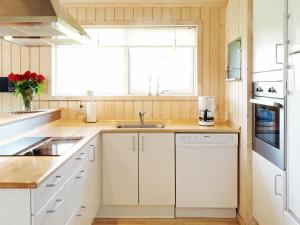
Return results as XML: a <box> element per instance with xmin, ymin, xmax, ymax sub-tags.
<box><xmin>286</xmin><ymin>0</ymin><xmax>300</xmax><ymax>223</ymax></box>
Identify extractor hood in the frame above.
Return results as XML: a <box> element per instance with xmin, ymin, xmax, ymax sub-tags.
<box><xmin>0</xmin><ymin>0</ymin><xmax>90</xmax><ymax>47</ymax></box>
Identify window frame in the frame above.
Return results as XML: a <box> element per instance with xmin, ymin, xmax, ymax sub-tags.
<box><xmin>52</xmin><ymin>25</ymin><xmax>198</xmax><ymax>97</ymax></box>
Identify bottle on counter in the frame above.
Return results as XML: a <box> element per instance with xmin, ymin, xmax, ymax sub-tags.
<box><xmin>86</xmin><ymin>90</ymin><xmax>97</xmax><ymax>123</ymax></box>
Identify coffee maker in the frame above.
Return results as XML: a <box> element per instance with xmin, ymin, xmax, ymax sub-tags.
<box><xmin>198</xmin><ymin>96</ymin><xmax>215</xmax><ymax>126</ymax></box>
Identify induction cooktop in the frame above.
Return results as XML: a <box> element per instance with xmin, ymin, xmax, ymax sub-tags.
<box><xmin>0</xmin><ymin>137</ymin><xmax>83</xmax><ymax>156</ymax></box>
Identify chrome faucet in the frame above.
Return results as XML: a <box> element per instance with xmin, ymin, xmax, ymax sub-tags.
<box><xmin>138</xmin><ymin>111</ymin><xmax>146</xmax><ymax>124</ymax></box>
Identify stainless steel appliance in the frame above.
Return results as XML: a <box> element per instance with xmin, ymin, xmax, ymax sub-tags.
<box><xmin>0</xmin><ymin>136</ymin><xmax>83</xmax><ymax>156</ymax></box>
<box><xmin>0</xmin><ymin>0</ymin><xmax>90</xmax><ymax>47</ymax></box>
<box><xmin>251</xmin><ymin>81</ymin><xmax>285</xmax><ymax>170</ymax></box>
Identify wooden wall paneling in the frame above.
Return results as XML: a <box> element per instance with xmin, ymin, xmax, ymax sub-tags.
<box><xmin>67</xmin><ymin>101</ymin><xmax>79</xmax><ymax>120</ymax></box>
<box><xmin>134</xmin><ymin>7</ymin><xmax>143</xmax><ymax>21</ymax></box>
<box><xmin>104</xmin><ymin>101</ymin><xmax>115</xmax><ymax>120</ymax></box>
<box><xmin>115</xmin><ymin>7</ymin><xmax>124</xmax><ymax>21</ymax></box>
<box><xmin>59</xmin><ymin>101</ymin><xmax>68</xmax><ymax>119</ymax></box>
<box><xmin>39</xmin><ymin>100</ymin><xmax>49</xmax><ymax>109</ymax></box>
<box><xmin>96</xmin><ymin>100</ymin><xmax>105</xmax><ymax>120</ymax></box>
<box><xmin>29</xmin><ymin>47</ymin><xmax>40</xmax><ymax>73</ymax></box>
<box><xmin>171</xmin><ymin>101</ymin><xmax>181</xmax><ymax>120</ymax></box>
<box><xmin>124</xmin><ymin>7</ymin><xmax>134</xmax><ymax>21</ymax></box>
<box><xmin>181</xmin><ymin>7</ymin><xmax>191</xmax><ymax>21</ymax></box>
<box><xmin>200</xmin><ymin>7</ymin><xmax>210</xmax><ymax>96</ymax></box>
<box><xmin>20</xmin><ymin>46</ymin><xmax>30</xmax><ymax>72</ymax></box>
<box><xmin>114</xmin><ymin>100</ymin><xmax>124</xmax><ymax>120</ymax></box>
<box><xmin>162</xmin><ymin>101</ymin><xmax>172</xmax><ymax>120</ymax></box>
<box><xmin>152</xmin><ymin>7</ymin><xmax>162</xmax><ymax>21</ymax></box>
<box><xmin>123</xmin><ymin>100</ymin><xmax>134</xmax><ymax>120</ymax></box>
<box><xmin>1</xmin><ymin>41</ymin><xmax>12</xmax><ymax>112</ymax></box>
<box><xmin>171</xmin><ymin>7</ymin><xmax>181</xmax><ymax>21</ymax></box>
<box><xmin>180</xmin><ymin>100</ymin><xmax>191</xmax><ymax>120</ymax></box>
<box><xmin>104</xmin><ymin>7</ymin><xmax>115</xmax><ymax>21</ymax></box>
<box><xmin>143</xmin><ymin>7</ymin><xmax>153</xmax><ymax>21</ymax></box>
<box><xmin>39</xmin><ymin>47</ymin><xmax>51</xmax><ymax>97</ymax></box>
<box><xmin>96</xmin><ymin>7</ymin><xmax>105</xmax><ymax>21</ymax></box>
<box><xmin>133</xmin><ymin>100</ymin><xmax>143</xmax><ymax>120</ymax></box>
<box><xmin>162</xmin><ymin>7</ymin><xmax>172</xmax><ymax>21</ymax></box>
<box><xmin>77</xmin><ymin>7</ymin><xmax>87</xmax><ymax>21</ymax></box>
<box><xmin>191</xmin><ymin>7</ymin><xmax>201</xmax><ymax>21</ymax></box>
<box><xmin>190</xmin><ymin>100</ymin><xmax>198</xmax><ymax>120</ymax></box>
<box><xmin>218</xmin><ymin>7</ymin><xmax>225</xmax><ymax>121</ymax></box>
<box><xmin>152</xmin><ymin>100</ymin><xmax>162</xmax><ymax>120</ymax></box>
<box><xmin>11</xmin><ymin>44</ymin><xmax>22</xmax><ymax>112</ymax></box>
<box><xmin>67</xmin><ymin>6</ymin><xmax>77</xmax><ymax>19</ymax></box>
<box><xmin>86</xmin><ymin>7</ymin><xmax>96</xmax><ymax>22</ymax></box>
<box><xmin>49</xmin><ymin>101</ymin><xmax>59</xmax><ymax>109</ymax></box>
<box><xmin>209</xmin><ymin>8</ymin><xmax>220</xmax><ymax>119</ymax></box>
<box><xmin>143</xmin><ymin>100</ymin><xmax>153</xmax><ymax>119</ymax></box>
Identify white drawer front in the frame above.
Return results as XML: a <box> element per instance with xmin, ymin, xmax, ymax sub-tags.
<box><xmin>31</xmin><ymin>163</ymin><xmax>67</xmax><ymax>215</ymax></box>
<box><xmin>32</xmin><ymin>187</ymin><xmax>65</xmax><ymax>225</ymax></box>
<box><xmin>65</xmin><ymin>161</ymin><xmax>88</xmax><ymax>222</ymax></box>
<box><xmin>65</xmin><ymin>146</ymin><xmax>89</xmax><ymax>178</ymax></box>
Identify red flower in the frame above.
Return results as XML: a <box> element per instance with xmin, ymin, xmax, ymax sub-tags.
<box><xmin>37</xmin><ymin>74</ymin><xmax>45</xmax><ymax>83</ymax></box>
<box><xmin>23</xmin><ymin>71</ymin><xmax>31</xmax><ymax>80</ymax></box>
<box><xmin>8</xmin><ymin>73</ymin><xmax>20</xmax><ymax>83</ymax></box>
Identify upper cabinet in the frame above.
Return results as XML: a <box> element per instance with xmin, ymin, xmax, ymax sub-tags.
<box><xmin>253</xmin><ymin>0</ymin><xmax>285</xmax><ymax>73</ymax></box>
<box><xmin>288</xmin><ymin>0</ymin><xmax>300</xmax><ymax>53</ymax></box>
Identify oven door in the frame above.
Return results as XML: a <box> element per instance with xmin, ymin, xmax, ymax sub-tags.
<box><xmin>250</xmin><ymin>97</ymin><xmax>285</xmax><ymax>170</ymax></box>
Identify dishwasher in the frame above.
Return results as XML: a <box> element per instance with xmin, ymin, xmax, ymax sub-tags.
<box><xmin>176</xmin><ymin>133</ymin><xmax>238</xmax><ymax>218</ymax></box>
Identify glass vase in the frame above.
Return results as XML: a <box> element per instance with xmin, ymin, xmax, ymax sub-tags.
<box><xmin>21</xmin><ymin>87</ymin><xmax>34</xmax><ymax>112</ymax></box>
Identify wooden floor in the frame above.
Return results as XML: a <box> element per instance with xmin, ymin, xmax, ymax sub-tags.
<box><xmin>93</xmin><ymin>218</ymin><xmax>240</xmax><ymax>225</ymax></box>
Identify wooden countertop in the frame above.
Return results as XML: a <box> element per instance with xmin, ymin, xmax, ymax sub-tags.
<box><xmin>0</xmin><ymin>120</ymin><xmax>239</xmax><ymax>188</ymax></box>
<box><xmin>0</xmin><ymin>109</ymin><xmax>61</xmax><ymax>126</ymax></box>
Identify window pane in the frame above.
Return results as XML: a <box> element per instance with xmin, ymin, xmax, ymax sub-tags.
<box><xmin>55</xmin><ymin>47</ymin><xmax>125</xmax><ymax>96</ymax></box>
<box><xmin>129</xmin><ymin>47</ymin><xmax>195</xmax><ymax>95</ymax></box>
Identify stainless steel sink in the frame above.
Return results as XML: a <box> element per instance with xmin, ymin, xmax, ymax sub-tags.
<box><xmin>116</xmin><ymin>123</ymin><xmax>165</xmax><ymax>129</ymax></box>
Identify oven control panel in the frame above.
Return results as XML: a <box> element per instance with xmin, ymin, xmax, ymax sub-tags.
<box><xmin>253</xmin><ymin>81</ymin><xmax>284</xmax><ymax>98</ymax></box>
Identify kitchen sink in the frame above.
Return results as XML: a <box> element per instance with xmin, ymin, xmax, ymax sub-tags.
<box><xmin>116</xmin><ymin>123</ymin><xmax>165</xmax><ymax>129</ymax></box>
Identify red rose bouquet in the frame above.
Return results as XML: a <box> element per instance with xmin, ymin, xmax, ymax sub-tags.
<box><xmin>8</xmin><ymin>71</ymin><xmax>46</xmax><ymax>111</ymax></box>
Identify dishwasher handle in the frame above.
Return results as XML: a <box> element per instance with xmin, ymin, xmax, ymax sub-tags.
<box><xmin>176</xmin><ymin>143</ymin><xmax>238</xmax><ymax>148</ymax></box>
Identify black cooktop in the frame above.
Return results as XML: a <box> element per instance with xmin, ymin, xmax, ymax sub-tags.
<box><xmin>0</xmin><ymin>137</ymin><xmax>83</xmax><ymax>156</ymax></box>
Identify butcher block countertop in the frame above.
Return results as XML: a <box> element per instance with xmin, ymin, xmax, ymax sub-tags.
<box><xmin>0</xmin><ymin>120</ymin><xmax>240</xmax><ymax>188</ymax></box>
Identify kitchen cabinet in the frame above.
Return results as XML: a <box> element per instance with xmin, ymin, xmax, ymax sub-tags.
<box><xmin>253</xmin><ymin>0</ymin><xmax>285</xmax><ymax>74</ymax></box>
<box><xmin>288</xmin><ymin>0</ymin><xmax>300</xmax><ymax>53</ymax></box>
<box><xmin>102</xmin><ymin>133</ymin><xmax>175</xmax><ymax>206</ymax></box>
<box><xmin>0</xmin><ymin>135</ymin><xmax>101</xmax><ymax>225</ymax></box>
<box><xmin>139</xmin><ymin>133</ymin><xmax>175</xmax><ymax>205</ymax></box>
<box><xmin>102</xmin><ymin>133</ymin><xmax>139</xmax><ymax>205</ymax></box>
<box><xmin>252</xmin><ymin>151</ymin><xmax>284</xmax><ymax>225</ymax></box>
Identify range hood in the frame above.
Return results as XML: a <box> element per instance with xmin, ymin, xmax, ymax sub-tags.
<box><xmin>0</xmin><ymin>0</ymin><xmax>90</xmax><ymax>47</ymax></box>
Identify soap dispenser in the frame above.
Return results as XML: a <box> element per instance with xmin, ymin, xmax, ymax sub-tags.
<box><xmin>86</xmin><ymin>90</ymin><xmax>97</xmax><ymax>123</ymax></box>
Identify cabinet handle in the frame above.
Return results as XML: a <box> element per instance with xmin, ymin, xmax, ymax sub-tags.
<box><xmin>46</xmin><ymin>199</ymin><xmax>63</xmax><ymax>213</ymax></box>
<box><xmin>46</xmin><ymin>175</ymin><xmax>63</xmax><ymax>187</ymax></box>
<box><xmin>76</xmin><ymin>205</ymin><xmax>86</xmax><ymax>217</ymax></box>
<box><xmin>132</xmin><ymin>136</ymin><xmax>135</xmax><ymax>151</ymax></box>
<box><xmin>76</xmin><ymin>170</ymin><xmax>86</xmax><ymax>179</ymax></box>
<box><xmin>141</xmin><ymin>136</ymin><xmax>144</xmax><ymax>151</ymax></box>
<box><xmin>76</xmin><ymin>152</ymin><xmax>86</xmax><ymax>160</ymax></box>
<box><xmin>276</xmin><ymin>44</ymin><xmax>283</xmax><ymax>64</ymax></box>
<box><xmin>274</xmin><ymin>174</ymin><xmax>282</xmax><ymax>196</ymax></box>
<box><xmin>90</xmin><ymin>145</ymin><xmax>96</xmax><ymax>162</ymax></box>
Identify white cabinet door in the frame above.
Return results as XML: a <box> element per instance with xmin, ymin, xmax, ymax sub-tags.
<box><xmin>253</xmin><ymin>0</ymin><xmax>284</xmax><ymax>73</ymax></box>
<box><xmin>288</xmin><ymin>0</ymin><xmax>300</xmax><ymax>53</ymax></box>
<box><xmin>287</xmin><ymin>44</ymin><xmax>300</xmax><ymax>222</ymax></box>
<box><xmin>82</xmin><ymin>136</ymin><xmax>101</xmax><ymax>224</ymax></box>
<box><xmin>102</xmin><ymin>133</ymin><xmax>139</xmax><ymax>205</ymax></box>
<box><xmin>252</xmin><ymin>151</ymin><xmax>284</xmax><ymax>225</ymax></box>
<box><xmin>139</xmin><ymin>133</ymin><xmax>175</xmax><ymax>205</ymax></box>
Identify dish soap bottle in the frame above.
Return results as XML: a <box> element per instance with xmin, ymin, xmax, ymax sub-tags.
<box><xmin>86</xmin><ymin>90</ymin><xmax>97</xmax><ymax>123</ymax></box>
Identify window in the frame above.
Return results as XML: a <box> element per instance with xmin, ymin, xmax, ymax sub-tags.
<box><xmin>53</xmin><ymin>26</ymin><xmax>197</xmax><ymax>96</ymax></box>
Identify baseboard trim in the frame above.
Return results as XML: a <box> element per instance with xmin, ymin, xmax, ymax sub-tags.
<box><xmin>176</xmin><ymin>207</ymin><xmax>236</xmax><ymax>218</ymax></box>
<box><xmin>97</xmin><ymin>205</ymin><xmax>175</xmax><ymax>218</ymax></box>
<box><xmin>237</xmin><ymin>213</ymin><xmax>246</xmax><ymax>225</ymax></box>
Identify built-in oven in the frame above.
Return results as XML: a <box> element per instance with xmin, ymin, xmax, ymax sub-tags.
<box><xmin>251</xmin><ymin>81</ymin><xmax>285</xmax><ymax>170</ymax></box>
